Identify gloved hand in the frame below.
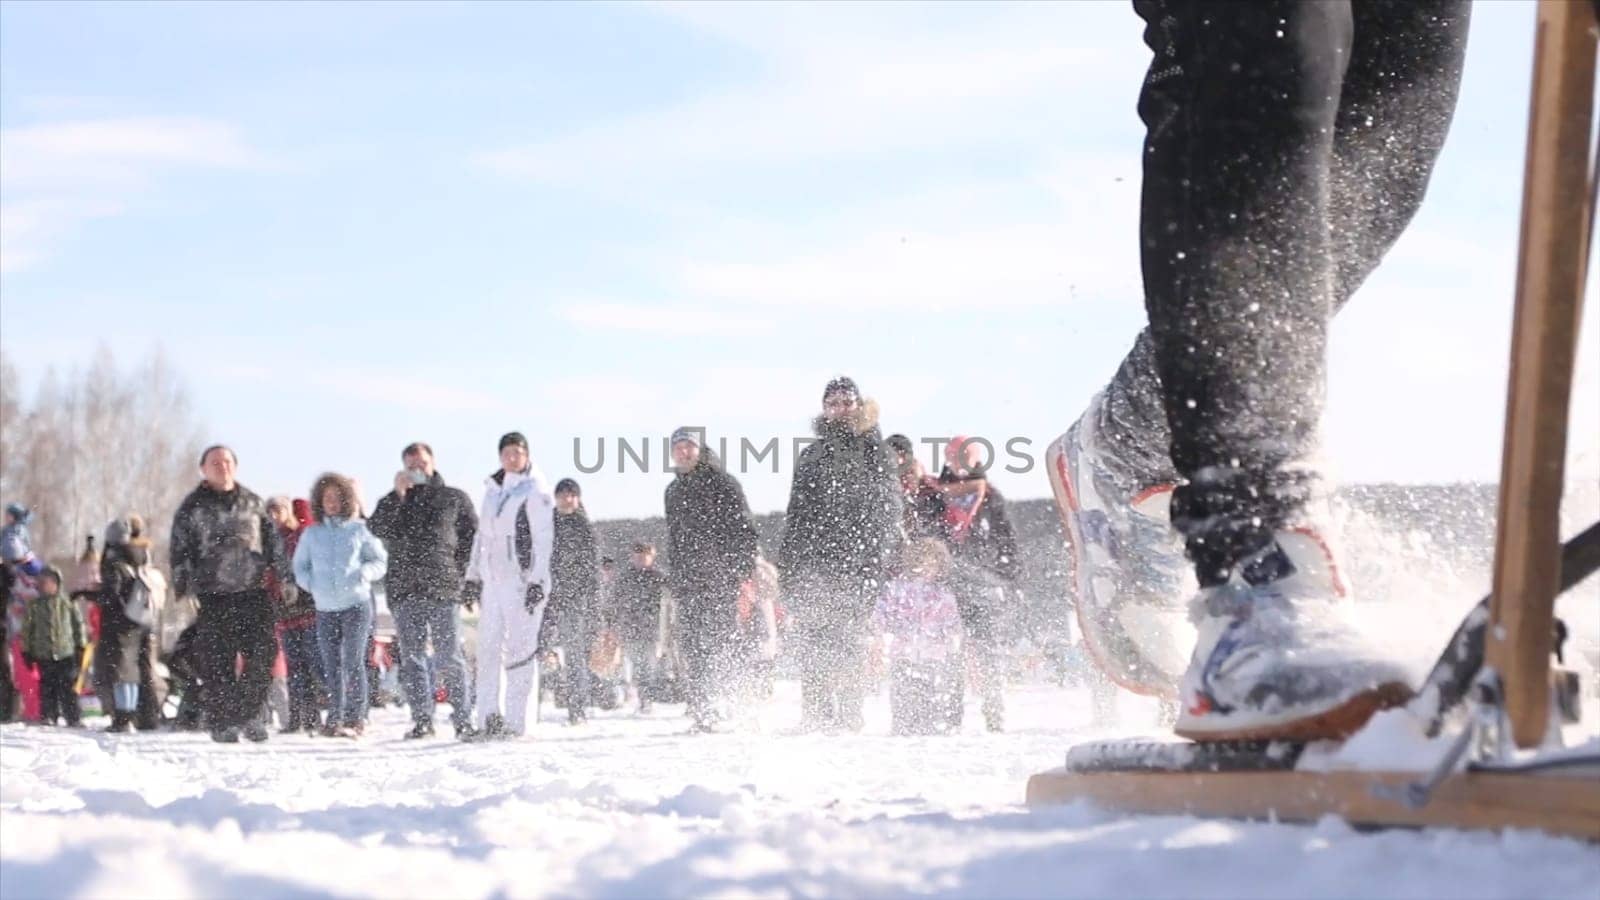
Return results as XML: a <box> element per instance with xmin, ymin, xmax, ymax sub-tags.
<box><xmin>461</xmin><ymin>581</ymin><xmax>482</xmax><ymax>611</ymax></box>
<box><xmin>524</xmin><ymin>582</ymin><xmax>545</xmax><ymax>614</ymax></box>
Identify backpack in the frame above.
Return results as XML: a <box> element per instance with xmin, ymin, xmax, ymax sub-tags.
<box><xmin>120</xmin><ymin>562</ymin><xmax>168</xmax><ymax>628</ymax></box>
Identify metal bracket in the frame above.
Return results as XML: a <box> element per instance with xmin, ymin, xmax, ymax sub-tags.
<box><xmin>1374</xmin><ymin>669</ymin><xmax>1512</xmax><ymax>810</ymax></box>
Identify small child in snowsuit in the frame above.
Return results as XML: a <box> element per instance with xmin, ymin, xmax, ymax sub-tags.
<box><xmin>22</xmin><ymin>566</ymin><xmax>88</xmax><ymax>726</ymax></box>
<box><xmin>1</xmin><ymin>503</ymin><xmax>45</xmax><ymax>578</ymax></box>
<box><xmin>874</xmin><ymin>539</ymin><xmax>963</xmax><ymax>736</ymax></box>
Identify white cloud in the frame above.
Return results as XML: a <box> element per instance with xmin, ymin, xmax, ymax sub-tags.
<box><xmin>0</xmin><ymin>117</ymin><xmax>265</xmax><ymax>273</ymax></box>
<box><xmin>476</xmin><ymin>4</ymin><xmax>1126</xmax><ymax>184</ymax></box>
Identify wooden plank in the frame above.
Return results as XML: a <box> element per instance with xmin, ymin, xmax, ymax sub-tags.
<box><xmin>1026</xmin><ymin>769</ymin><xmax>1600</xmax><ymax>842</ymax></box>
<box><xmin>1489</xmin><ymin>0</ymin><xmax>1597</xmax><ymax>748</ymax></box>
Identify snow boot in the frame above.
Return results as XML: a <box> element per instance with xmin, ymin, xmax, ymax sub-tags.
<box><xmin>242</xmin><ymin>721</ymin><xmax>271</xmax><ymax>743</ymax></box>
<box><xmin>104</xmin><ymin>712</ymin><xmax>134</xmax><ymax>734</ymax></box>
<box><xmin>405</xmin><ymin>721</ymin><xmax>436</xmax><ymax>740</ymax></box>
<box><xmin>1048</xmin><ymin>390</ymin><xmax>1194</xmax><ymax>697</ymax></box>
<box><xmin>209</xmin><ymin>726</ymin><xmax>240</xmax><ymax>743</ymax></box>
<box><xmin>1174</xmin><ymin>531</ymin><xmax>1411</xmax><ymax>742</ymax></box>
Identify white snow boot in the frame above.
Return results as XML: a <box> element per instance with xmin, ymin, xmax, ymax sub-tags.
<box><xmin>1174</xmin><ymin>530</ymin><xmax>1411</xmax><ymax>742</ymax></box>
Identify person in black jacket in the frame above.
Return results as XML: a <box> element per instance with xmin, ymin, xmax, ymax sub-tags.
<box><xmin>97</xmin><ymin>515</ymin><xmax>165</xmax><ymax>732</ymax></box>
<box><xmin>939</xmin><ymin>437</ymin><xmax>1022</xmax><ymax>732</ymax></box>
<box><xmin>169</xmin><ymin>445</ymin><xmax>288</xmax><ymax>743</ymax></box>
<box><xmin>548</xmin><ymin>477</ymin><xmax>600</xmax><ymax>725</ymax></box>
<box><xmin>368</xmin><ymin>442</ymin><xmax>479</xmax><ymax>739</ymax></box>
<box><xmin>665</xmin><ymin>430</ymin><xmax>758</xmax><ymax>732</ymax></box>
<box><xmin>779</xmin><ymin>378</ymin><xmax>902</xmax><ymax>732</ymax></box>
<box><xmin>610</xmin><ymin>542</ymin><xmax>666</xmax><ymax>713</ymax></box>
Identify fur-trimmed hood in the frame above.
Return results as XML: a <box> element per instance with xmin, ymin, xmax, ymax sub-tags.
<box><xmin>812</xmin><ymin>397</ymin><xmax>881</xmax><ymax>439</ymax></box>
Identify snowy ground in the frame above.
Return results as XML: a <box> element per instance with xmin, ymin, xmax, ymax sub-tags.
<box><xmin>3</xmin><ymin>682</ymin><xmax>1597</xmax><ymax>900</ymax></box>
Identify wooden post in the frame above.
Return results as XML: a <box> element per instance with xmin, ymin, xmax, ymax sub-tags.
<box><xmin>1487</xmin><ymin>0</ymin><xmax>1596</xmax><ymax>749</ymax></box>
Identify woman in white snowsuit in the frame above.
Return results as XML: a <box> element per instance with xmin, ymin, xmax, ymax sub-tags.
<box><xmin>464</xmin><ymin>432</ymin><xmax>554</xmax><ymax>739</ymax></box>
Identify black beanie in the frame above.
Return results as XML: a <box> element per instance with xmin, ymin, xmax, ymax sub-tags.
<box><xmin>823</xmin><ymin>376</ymin><xmax>860</xmax><ymax>403</ymax></box>
<box><xmin>554</xmin><ymin>477</ymin><xmax>581</xmax><ymax>496</ymax></box>
<box><xmin>498</xmin><ymin>432</ymin><xmax>529</xmax><ymax>453</ymax></box>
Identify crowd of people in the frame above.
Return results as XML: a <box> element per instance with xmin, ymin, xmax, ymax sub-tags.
<box><xmin>0</xmin><ymin>374</ymin><xmax>1026</xmax><ymax>741</ymax></box>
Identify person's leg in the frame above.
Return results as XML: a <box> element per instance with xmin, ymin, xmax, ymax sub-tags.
<box><xmin>501</xmin><ymin>596</ymin><xmax>545</xmax><ymax>735</ymax></box>
<box><xmin>60</xmin><ymin>659</ymin><xmax>81</xmax><ymax>725</ymax></box>
<box><xmin>194</xmin><ymin>601</ymin><xmax>235</xmax><ymax>732</ymax></box>
<box><xmin>473</xmin><ymin>589</ymin><xmax>507</xmax><ymax>731</ymax></box>
<box><xmin>1095</xmin><ymin>1</ymin><xmax>1471</xmax><ymax>497</ymax></box>
<box><xmin>316</xmin><ymin>612</ymin><xmax>342</xmax><ymax>731</ymax></box>
<box><xmin>36</xmin><ymin>659</ymin><xmax>59</xmax><ymax>723</ymax></box>
<box><xmin>282</xmin><ymin>627</ymin><xmax>312</xmax><ymax>729</ymax></box>
<box><xmin>963</xmin><ymin>598</ymin><xmax>1006</xmax><ymax>731</ymax></box>
<box><xmin>562</xmin><ymin>617</ymin><xmax>593</xmax><ymax>722</ymax></box>
<box><xmin>428</xmin><ymin>602</ymin><xmax>471</xmax><ymax>730</ymax></box>
<box><xmin>391</xmin><ymin>598</ymin><xmax>434</xmax><ymax>727</ymax></box>
<box><xmin>343</xmin><ymin>605</ymin><xmax>373</xmax><ymax>728</ymax></box>
<box><xmin>679</xmin><ymin>611</ymin><xmax>712</xmax><ymax>728</ymax></box>
<box><xmin>1135</xmin><ymin>0</ymin><xmax>1356</xmax><ymax>580</ymax></box>
<box><xmin>135</xmin><ymin>631</ymin><xmax>161</xmax><ymax>729</ymax></box>
<box><xmin>236</xmin><ymin>595</ymin><xmax>276</xmax><ymax>731</ymax></box>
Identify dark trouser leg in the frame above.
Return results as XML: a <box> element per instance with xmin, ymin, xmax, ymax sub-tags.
<box><xmin>829</xmin><ymin>613</ymin><xmax>868</xmax><ymax>731</ymax></box>
<box><xmin>679</xmin><ymin>599</ymin><xmax>732</xmax><ymax>726</ymax></box>
<box><xmin>55</xmin><ymin>659</ymin><xmax>80</xmax><ymax>725</ymax></box>
<box><xmin>1105</xmin><ymin>0</ymin><xmax>1469</xmax><ymax>582</ymax></box>
<box><xmin>392</xmin><ymin>599</ymin><xmax>435</xmax><ymax>725</ymax></box>
<box><xmin>195</xmin><ymin>599</ymin><xmax>238</xmax><ymax>730</ymax></box>
<box><xmin>561</xmin><ymin>618</ymin><xmax>594</xmax><ymax>718</ymax></box>
<box><xmin>37</xmin><ymin>659</ymin><xmax>61</xmax><ymax>723</ymax></box>
<box><xmin>234</xmin><ymin>593</ymin><xmax>276</xmax><ymax>729</ymax></box>
<box><xmin>135</xmin><ymin>632</ymin><xmax>162</xmax><ymax>728</ymax></box>
<box><xmin>961</xmin><ymin>602</ymin><xmax>1005</xmax><ymax>727</ymax></box>
<box><xmin>427</xmin><ymin>603</ymin><xmax>470</xmax><ymax>728</ymax></box>
<box><xmin>798</xmin><ymin>619</ymin><xmax>833</xmax><ymax>724</ymax></box>
<box><xmin>281</xmin><ymin>626</ymin><xmax>318</xmax><ymax>727</ymax></box>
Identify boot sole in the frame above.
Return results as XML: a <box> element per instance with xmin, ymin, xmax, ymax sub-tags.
<box><xmin>1174</xmin><ymin>682</ymin><xmax>1413</xmax><ymax>743</ymax></box>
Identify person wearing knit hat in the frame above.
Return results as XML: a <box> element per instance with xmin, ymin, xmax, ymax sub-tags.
<box><xmin>780</xmin><ymin>375</ymin><xmax>903</xmax><ymax>733</ymax></box>
<box><xmin>462</xmin><ymin>430</ymin><xmax>555</xmax><ymax>740</ymax></box>
<box><xmin>548</xmin><ymin>475</ymin><xmax>600</xmax><ymax>725</ymax></box>
<box><xmin>0</xmin><ymin>502</ymin><xmax>44</xmax><ymax>577</ymax></box>
<box><xmin>97</xmin><ymin>513</ymin><xmax>169</xmax><ymax>733</ymax></box>
<box><xmin>664</xmin><ymin>422</ymin><xmax>759</xmax><ymax>733</ymax></box>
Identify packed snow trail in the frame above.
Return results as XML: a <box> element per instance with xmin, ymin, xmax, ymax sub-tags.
<box><xmin>3</xmin><ymin>683</ymin><xmax>1597</xmax><ymax>900</ymax></box>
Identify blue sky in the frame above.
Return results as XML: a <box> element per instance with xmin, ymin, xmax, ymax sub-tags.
<box><xmin>1</xmin><ymin>0</ymin><xmax>1595</xmax><ymax>520</ymax></box>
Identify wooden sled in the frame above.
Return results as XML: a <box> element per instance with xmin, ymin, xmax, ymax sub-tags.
<box><xmin>1028</xmin><ymin>0</ymin><xmax>1600</xmax><ymax>841</ymax></box>
<box><xmin>1026</xmin><ymin>766</ymin><xmax>1600</xmax><ymax>842</ymax></box>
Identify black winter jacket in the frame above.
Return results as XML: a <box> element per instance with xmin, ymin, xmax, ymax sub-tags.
<box><xmin>779</xmin><ymin>401</ymin><xmax>902</xmax><ymax>591</ymax></box>
<box><xmin>550</xmin><ymin>509</ymin><xmax>599</xmax><ymax>622</ymax></box>
<box><xmin>665</xmin><ymin>449</ymin><xmax>759</xmax><ymax>604</ymax></box>
<box><xmin>169</xmin><ymin>483</ymin><xmax>286</xmax><ymax>597</ymax></box>
<box><xmin>368</xmin><ymin>473</ymin><xmax>478</xmax><ymax>604</ymax></box>
<box><xmin>611</xmin><ymin>563</ymin><xmax>666</xmax><ymax>645</ymax></box>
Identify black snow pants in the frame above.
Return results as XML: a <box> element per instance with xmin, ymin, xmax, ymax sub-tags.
<box><xmin>195</xmin><ymin>590</ymin><xmax>276</xmax><ymax>731</ymax></box>
<box><xmin>1100</xmin><ymin>0</ymin><xmax>1471</xmax><ymax>584</ymax></box>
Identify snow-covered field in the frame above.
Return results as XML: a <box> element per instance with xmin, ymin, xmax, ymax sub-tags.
<box><xmin>3</xmin><ymin>682</ymin><xmax>1596</xmax><ymax>900</ymax></box>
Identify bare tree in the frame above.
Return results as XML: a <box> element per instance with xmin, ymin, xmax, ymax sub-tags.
<box><xmin>0</xmin><ymin>345</ymin><xmax>205</xmax><ymax>566</ymax></box>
